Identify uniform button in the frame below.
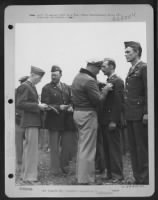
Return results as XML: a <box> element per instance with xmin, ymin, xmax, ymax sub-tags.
<box><xmin>108</xmin><ymin>110</ymin><xmax>111</xmax><ymax>113</ymax></box>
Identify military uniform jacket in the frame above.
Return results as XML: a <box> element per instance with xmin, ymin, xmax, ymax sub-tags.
<box><xmin>41</xmin><ymin>82</ymin><xmax>75</xmax><ymax>131</ymax></box>
<box><xmin>99</xmin><ymin>74</ymin><xmax>124</xmax><ymax>126</ymax></box>
<box><xmin>124</xmin><ymin>61</ymin><xmax>147</xmax><ymax>120</ymax></box>
<box><xmin>16</xmin><ymin>81</ymin><xmax>41</xmax><ymax>128</ymax></box>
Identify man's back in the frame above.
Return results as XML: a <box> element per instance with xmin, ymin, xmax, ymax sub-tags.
<box><xmin>72</xmin><ymin>68</ymin><xmax>101</xmax><ymax>110</ymax></box>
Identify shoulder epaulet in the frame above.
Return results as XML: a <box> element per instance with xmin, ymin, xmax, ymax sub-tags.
<box><xmin>138</xmin><ymin>61</ymin><xmax>147</xmax><ymax>68</ymax></box>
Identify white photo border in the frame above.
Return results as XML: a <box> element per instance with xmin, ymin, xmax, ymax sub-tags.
<box><xmin>4</xmin><ymin>4</ymin><xmax>154</xmax><ymax>198</ymax></box>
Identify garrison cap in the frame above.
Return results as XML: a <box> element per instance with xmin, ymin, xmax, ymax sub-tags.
<box><xmin>124</xmin><ymin>41</ymin><xmax>142</xmax><ymax>57</ymax></box>
<box><xmin>18</xmin><ymin>76</ymin><xmax>29</xmax><ymax>83</ymax></box>
<box><xmin>124</xmin><ymin>41</ymin><xmax>141</xmax><ymax>49</ymax></box>
<box><xmin>31</xmin><ymin>66</ymin><xmax>45</xmax><ymax>77</ymax></box>
<box><xmin>87</xmin><ymin>58</ymin><xmax>103</xmax><ymax>68</ymax></box>
<box><xmin>51</xmin><ymin>65</ymin><xmax>62</xmax><ymax>73</ymax></box>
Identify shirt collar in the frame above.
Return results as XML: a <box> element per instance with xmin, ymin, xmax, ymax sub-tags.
<box><xmin>131</xmin><ymin>60</ymin><xmax>141</xmax><ymax>69</ymax></box>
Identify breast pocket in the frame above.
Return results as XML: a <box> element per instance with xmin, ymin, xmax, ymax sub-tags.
<box><xmin>131</xmin><ymin>70</ymin><xmax>141</xmax><ymax>78</ymax></box>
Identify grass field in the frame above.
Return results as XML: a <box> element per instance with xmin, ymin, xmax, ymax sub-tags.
<box><xmin>16</xmin><ymin>149</ymin><xmax>134</xmax><ymax>185</ymax></box>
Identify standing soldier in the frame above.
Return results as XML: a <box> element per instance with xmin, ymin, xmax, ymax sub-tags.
<box><xmin>15</xmin><ymin>76</ymin><xmax>29</xmax><ymax>173</ymax></box>
<box><xmin>124</xmin><ymin>41</ymin><xmax>148</xmax><ymax>184</ymax></box>
<box><xmin>41</xmin><ymin>65</ymin><xmax>76</xmax><ymax>175</ymax></box>
<box><xmin>71</xmin><ymin>59</ymin><xmax>113</xmax><ymax>185</ymax></box>
<box><xmin>100</xmin><ymin>58</ymin><xmax>124</xmax><ymax>183</ymax></box>
<box><xmin>16</xmin><ymin>66</ymin><xmax>47</xmax><ymax>184</ymax></box>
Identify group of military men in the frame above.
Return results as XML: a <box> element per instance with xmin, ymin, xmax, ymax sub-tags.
<box><xmin>15</xmin><ymin>41</ymin><xmax>148</xmax><ymax>185</ymax></box>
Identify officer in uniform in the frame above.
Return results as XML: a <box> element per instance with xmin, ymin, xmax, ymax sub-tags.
<box><xmin>15</xmin><ymin>76</ymin><xmax>29</xmax><ymax>173</ymax></box>
<box><xmin>124</xmin><ymin>41</ymin><xmax>148</xmax><ymax>184</ymax></box>
<box><xmin>71</xmin><ymin>59</ymin><xmax>113</xmax><ymax>184</ymax></box>
<box><xmin>16</xmin><ymin>66</ymin><xmax>47</xmax><ymax>183</ymax></box>
<box><xmin>41</xmin><ymin>65</ymin><xmax>76</xmax><ymax>175</ymax></box>
<box><xmin>100</xmin><ymin>58</ymin><xmax>124</xmax><ymax>183</ymax></box>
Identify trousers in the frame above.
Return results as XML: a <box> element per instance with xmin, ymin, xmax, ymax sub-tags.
<box><xmin>22</xmin><ymin>127</ymin><xmax>39</xmax><ymax>181</ymax></box>
<box><xmin>102</xmin><ymin>125</ymin><xmax>123</xmax><ymax>179</ymax></box>
<box><xmin>127</xmin><ymin>120</ymin><xmax>149</xmax><ymax>184</ymax></box>
<box><xmin>73</xmin><ymin>110</ymin><xmax>98</xmax><ymax>183</ymax></box>
<box><xmin>15</xmin><ymin>123</ymin><xmax>25</xmax><ymax>166</ymax></box>
<box><xmin>49</xmin><ymin>130</ymin><xmax>77</xmax><ymax>173</ymax></box>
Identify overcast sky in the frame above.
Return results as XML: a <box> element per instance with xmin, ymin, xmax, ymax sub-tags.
<box><xmin>15</xmin><ymin>22</ymin><xmax>146</xmax><ymax>93</ymax></box>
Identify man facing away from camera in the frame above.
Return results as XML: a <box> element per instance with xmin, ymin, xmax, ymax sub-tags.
<box><xmin>124</xmin><ymin>41</ymin><xmax>148</xmax><ymax>184</ymax></box>
<box><xmin>71</xmin><ymin>59</ymin><xmax>113</xmax><ymax>185</ymax></box>
<box><xmin>16</xmin><ymin>66</ymin><xmax>47</xmax><ymax>183</ymax></box>
<box><xmin>99</xmin><ymin>58</ymin><xmax>124</xmax><ymax>183</ymax></box>
<box><xmin>41</xmin><ymin>65</ymin><xmax>76</xmax><ymax>176</ymax></box>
